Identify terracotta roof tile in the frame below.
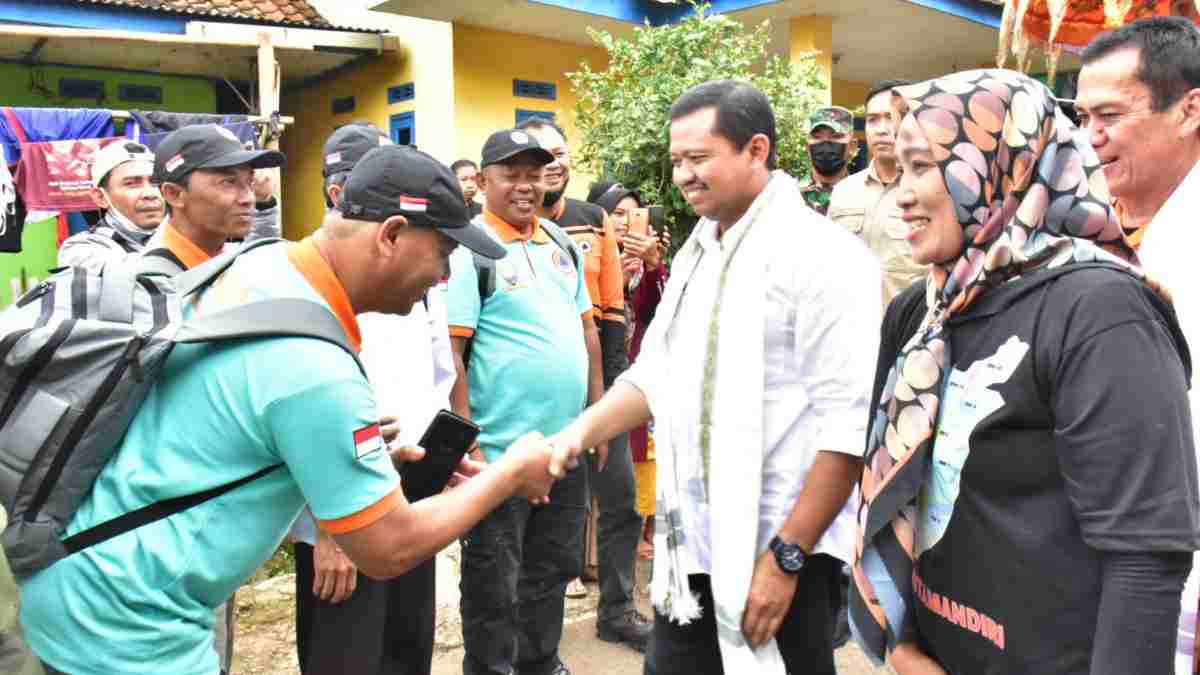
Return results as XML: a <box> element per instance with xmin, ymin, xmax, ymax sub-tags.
<box><xmin>70</xmin><ymin>0</ymin><xmax>334</xmax><ymax>28</ymax></box>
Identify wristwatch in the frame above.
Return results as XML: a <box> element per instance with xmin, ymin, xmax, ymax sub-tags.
<box><xmin>769</xmin><ymin>535</ymin><xmax>806</xmax><ymax>575</ymax></box>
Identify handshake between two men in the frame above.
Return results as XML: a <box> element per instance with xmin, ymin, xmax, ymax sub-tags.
<box><xmin>384</xmin><ymin>377</ymin><xmax>645</xmax><ymax>508</ymax></box>
<box><xmin>384</xmin><ymin>416</ymin><xmax>615</xmax><ymax>506</ymax></box>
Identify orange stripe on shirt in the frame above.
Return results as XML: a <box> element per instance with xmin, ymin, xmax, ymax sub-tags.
<box><xmin>319</xmin><ymin>488</ymin><xmax>403</xmax><ymax>535</ymax></box>
<box><xmin>160</xmin><ymin>222</ymin><xmax>212</xmax><ymax>270</ymax></box>
<box><xmin>286</xmin><ymin>237</ymin><xmax>363</xmax><ymax>352</ymax></box>
<box><xmin>449</xmin><ymin>326</ymin><xmax>476</xmax><ymax>339</ymax></box>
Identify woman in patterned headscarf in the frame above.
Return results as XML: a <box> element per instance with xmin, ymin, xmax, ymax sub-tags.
<box><xmin>849</xmin><ymin>69</ymin><xmax>1200</xmax><ymax>675</ymax></box>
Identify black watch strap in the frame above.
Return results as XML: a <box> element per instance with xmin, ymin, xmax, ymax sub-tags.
<box><xmin>770</xmin><ymin>535</ymin><xmax>806</xmax><ymax>575</ymax></box>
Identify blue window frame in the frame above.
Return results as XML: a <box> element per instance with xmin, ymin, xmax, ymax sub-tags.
<box><xmin>513</xmin><ymin>79</ymin><xmax>557</xmax><ymax>101</ymax></box>
<box><xmin>119</xmin><ymin>83</ymin><xmax>163</xmax><ymax>105</ymax></box>
<box><xmin>515</xmin><ymin>109</ymin><xmax>555</xmax><ymax>126</ymax></box>
<box><xmin>390</xmin><ymin>112</ymin><xmax>415</xmax><ymax>146</ymax></box>
<box><xmin>388</xmin><ymin>83</ymin><xmax>415</xmax><ymax>104</ymax></box>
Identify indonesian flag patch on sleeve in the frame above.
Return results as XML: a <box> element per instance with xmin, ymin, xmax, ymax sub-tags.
<box><xmin>353</xmin><ymin>423</ymin><xmax>385</xmax><ymax>459</ymax></box>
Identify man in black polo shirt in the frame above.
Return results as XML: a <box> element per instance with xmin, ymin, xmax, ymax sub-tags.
<box><xmin>518</xmin><ymin>116</ymin><xmax>650</xmax><ymax>652</ymax></box>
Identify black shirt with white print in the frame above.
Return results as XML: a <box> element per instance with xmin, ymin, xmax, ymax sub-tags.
<box><xmin>873</xmin><ymin>264</ymin><xmax>1199</xmax><ymax>675</ymax></box>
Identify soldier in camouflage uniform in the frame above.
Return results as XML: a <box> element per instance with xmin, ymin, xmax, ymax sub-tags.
<box><xmin>800</xmin><ymin>106</ymin><xmax>858</xmax><ymax>216</ymax></box>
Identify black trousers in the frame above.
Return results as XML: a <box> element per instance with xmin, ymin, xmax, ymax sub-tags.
<box><xmin>460</xmin><ymin>465</ymin><xmax>588</xmax><ymax>675</ymax></box>
<box><xmin>294</xmin><ymin>542</ymin><xmax>436</xmax><ymax>675</ymax></box>
<box><xmin>644</xmin><ymin>555</ymin><xmax>842</xmax><ymax>675</ymax></box>
<box><xmin>586</xmin><ymin>431</ymin><xmax>642</xmax><ymax>623</ymax></box>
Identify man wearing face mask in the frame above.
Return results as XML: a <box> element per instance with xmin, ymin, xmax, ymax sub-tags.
<box><xmin>58</xmin><ymin>139</ymin><xmax>280</xmax><ymax>273</ymax></box>
<box><xmin>799</xmin><ymin>107</ymin><xmax>858</xmax><ymax>216</ymax></box>
<box><xmin>57</xmin><ymin>141</ymin><xmax>164</xmax><ymax>272</ymax></box>
<box><xmin>829</xmin><ymin>80</ymin><xmax>927</xmax><ymax>303</ymax></box>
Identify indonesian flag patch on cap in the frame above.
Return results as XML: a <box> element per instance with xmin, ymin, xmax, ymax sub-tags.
<box><xmin>164</xmin><ymin>153</ymin><xmax>186</xmax><ymax>174</ymax></box>
<box><xmin>353</xmin><ymin>423</ymin><xmax>385</xmax><ymax>459</ymax></box>
<box><xmin>399</xmin><ymin>195</ymin><xmax>429</xmax><ymax>213</ymax></box>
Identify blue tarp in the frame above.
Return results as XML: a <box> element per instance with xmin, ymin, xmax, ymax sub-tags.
<box><xmin>0</xmin><ymin>108</ymin><xmax>116</xmax><ymax>165</ymax></box>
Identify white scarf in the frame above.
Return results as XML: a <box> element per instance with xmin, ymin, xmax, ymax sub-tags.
<box><xmin>641</xmin><ymin>171</ymin><xmax>802</xmax><ymax>674</ymax></box>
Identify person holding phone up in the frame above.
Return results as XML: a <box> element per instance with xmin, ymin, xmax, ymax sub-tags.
<box><xmin>586</xmin><ymin>182</ymin><xmax>670</xmax><ymax>558</ymax></box>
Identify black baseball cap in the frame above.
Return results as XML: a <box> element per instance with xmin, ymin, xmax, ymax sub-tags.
<box><xmin>587</xmin><ymin>181</ymin><xmax>639</xmax><ymax>214</ymax></box>
<box><xmin>154</xmin><ymin>124</ymin><xmax>284</xmax><ymax>185</ymax></box>
<box><xmin>323</xmin><ymin>122</ymin><xmax>390</xmax><ymax>177</ymax></box>
<box><xmin>480</xmin><ymin>128</ymin><xmax>554</xmax><ymax>168</ymax></box>
<box><xmin>340</xmin><ymin>145</ymin><xmax>506</xmax><ymax>260</ymax></box>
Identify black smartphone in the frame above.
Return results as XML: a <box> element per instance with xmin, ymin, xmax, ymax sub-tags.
<box><xmin>401</xmin><ymin>410</ymin><xmax>481</xmax><ymax>502</ymax></box>
<box><xmin>648</xmin><ymin>205</ymin><xmax>666</xmax><ymax>231</ymax></box>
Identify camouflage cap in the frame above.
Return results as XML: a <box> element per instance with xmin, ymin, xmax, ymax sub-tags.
<box><xmin>808</xmin><ymin>106</ymin><xmax>854</xmax><ymax>136</ymax></box>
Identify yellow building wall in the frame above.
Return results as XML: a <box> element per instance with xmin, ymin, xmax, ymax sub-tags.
<box><xmin>279</xmin><ymin>52</ymin><xmax>415</xmax><ymax>240</ymax></box>
<box><xmin>278</xmin><ymin>14</ymin><xmax>457</xmax><ymax>241</ymax></box>
<box><xmin>789</xmin><ymin>16</ymin><xmax>832</xmax><ymax>106</ymax></box>
<box><xmin>832</xmin><ymin>78</ymin><xmax>870</xmax><ymax>111</ymax></box>
<box><xmin>452</xmin><ymin>24</ymin><xmax>608</xmax><ymax>200</ymax></box>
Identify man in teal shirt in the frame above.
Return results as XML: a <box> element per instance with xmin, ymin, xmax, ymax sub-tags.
<box><xmin>18</xmin><ymin>143</ymin><xmax>562</xmax><ymax>675</ymax></box>
<box><xmin>446</xmin><ymin>129</ymin><xmax>601</xmax><ymax>675</ymax></box>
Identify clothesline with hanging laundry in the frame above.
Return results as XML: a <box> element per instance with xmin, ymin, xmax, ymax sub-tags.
<box><xmin>109</xmin><ymin>111</ymin><xmax>294</xmax><ymax>125</ymax></box>
<box><xmin>0</xmin><ymin>106</ymin><xmax>294</xmax><ymax>254</ymax></box>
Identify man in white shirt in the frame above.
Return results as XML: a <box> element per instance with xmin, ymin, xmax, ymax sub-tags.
<box><xmin>549</xmin><ymin>79</ymin><xmax>880</xmax><ymax>675</ymax></box>
<box><xmin>288</xmin><ymin>121</ymin><xmax>455</xmax><ymax>675</ymax></box>
<box><xmin>1077</xmin><ymin>16</ymin><xmax>1200</xmax><ymax>675</ymax></box>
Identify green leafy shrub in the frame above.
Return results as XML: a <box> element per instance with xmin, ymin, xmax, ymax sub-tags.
<box><xmin>568</xmin><ymin>1</ymin><xmax>827</xmax><ymax>242</ymax></box>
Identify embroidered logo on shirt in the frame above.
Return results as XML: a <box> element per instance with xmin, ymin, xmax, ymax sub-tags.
<box><xmin>552</xmin><ymin>249</ymin><xmax>575</xmax><ymax>277</ymax></box>
<box><xmin>353</xmin><ymin>423</ymin><xmax>385</xmax><ymax>460</ymax></box>
<box><xmin>497</xmin><ymin>260</ymin><xmax>522</xmax><ymax>291</ymax></box>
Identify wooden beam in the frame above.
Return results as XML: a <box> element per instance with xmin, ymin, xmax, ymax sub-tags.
<box><xmin>186</xmin><ymin>21</ymin><xmax>395</xmax><ymax>53</ymax></box>
<box><xmin>257</xmin><ymin>32</ymin><xmax>284</xmax><ymax>207</ymax></box>
<box><xmin>258</xmin><ymin>33</ymin><xmax>280</xmax><ymax>119</ymax></box>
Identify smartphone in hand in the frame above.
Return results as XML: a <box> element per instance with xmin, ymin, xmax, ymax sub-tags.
<box><xmin>629</xmin><ymin>208</ymin><xmax>651</xmax><ymax>237</ymax></box>
<box><xmin>401</xmin><ymin>410</ymin><xmax>481</xmax><ymax>502</ymax></box>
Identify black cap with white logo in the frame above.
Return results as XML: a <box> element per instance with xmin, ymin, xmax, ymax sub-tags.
<box><xmin>340</xmin><ymin>145</ymin><xmax>506</xmax><ymax>260</ymax></box>
<box><xmin>480</xmin><ymin>128</ymin><xmax>554</xmax><ymax>168</ymax></box>
<box><xmin>322</xmin><ymin>122</ymin><xmax>390</xmax><ymax>177</ymax></box>
<box><xmin>154</xmin><ymin>124</ymin><xmax>284</xmax><ymax>185</ymax></box>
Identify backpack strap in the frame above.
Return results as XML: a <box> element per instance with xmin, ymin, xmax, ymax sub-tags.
<box><xmin>174</xmin><ymin>297</ymin><xmax>365</xmax><ymax>375</ymax></box>
<box><xmin>470</xmin><ymin>218</ymin><xmax>579</xmax><ymax>306</ymax></box>
<box><xmin>539</xmin><ymin>218</ymin><xmax>580</xmax><ymax>269</ymax></box>
<box><xmin>60</xmin><ymin>298</ymin><xmax>364</xmax><ymax>557</ymax></box>
<box><xmin>173</xmin><ymin>237</ymin><xmax>285</xmax><ymax>297</ymax></box>
<box><xmin>98</xmin><ymin>263</ymin><xmax>137</xmax><ymax>324</ymax></box>
<box><xmin>473</xmin><ymin>252</ymin><xmax>497</xmax><ymax>303</ymax></box>
<box><xmin>137</xmin><ymin>248</ymin><xmax>188</xmax><ymax>278</ymax></box>
<box><xmin>61</xmin><ymin>463</ymin><xmax>283</xmax><ymax>555</ymax></box>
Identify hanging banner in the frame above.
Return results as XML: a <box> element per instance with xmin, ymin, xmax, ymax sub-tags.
<box><xmin>14</xmin><ymin>137</ymin><xmax>124</xmax><ymax>212</ymax></box>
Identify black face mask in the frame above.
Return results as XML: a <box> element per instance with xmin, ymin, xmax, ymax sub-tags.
<box><xmin>810</xmin><ymin>141</ymin><xmax>848</xmax><ymax>176</ymax></box>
